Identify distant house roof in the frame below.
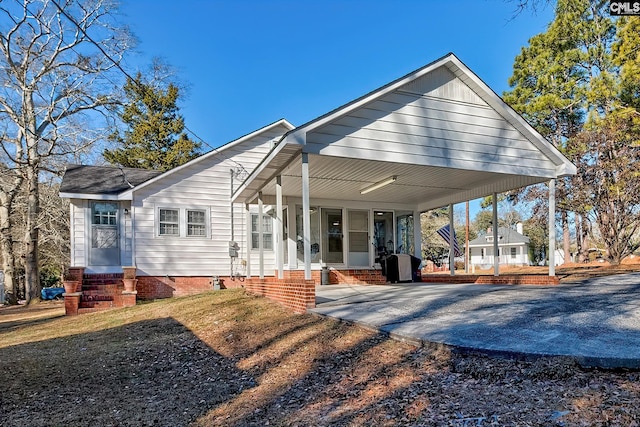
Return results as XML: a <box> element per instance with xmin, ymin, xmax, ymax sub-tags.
<box><xmin>469</xmin><ymin>227</ymin><xmax>530</xmax><ymax>246</ymax></box>
<box><xmin>60</xmin><ymin>164</ymin><xmax>162</xmax><ymax>196</ymax></box>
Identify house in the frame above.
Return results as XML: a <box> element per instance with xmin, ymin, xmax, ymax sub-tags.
<box><xmin>59</xmin><ymin>53</ymin><xmax>576</xmax><ymax>313</ymax></box>
<box><xmin>469</xmin><ymin>224</ymin><xmax>530</xmax><ymax>269</ymax></box>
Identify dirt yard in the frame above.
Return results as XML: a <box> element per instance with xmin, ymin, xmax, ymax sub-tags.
<box><xmin>2</xmin><ymin>274</ymin><xmax>640</xmax><ymax>426</ymax></box>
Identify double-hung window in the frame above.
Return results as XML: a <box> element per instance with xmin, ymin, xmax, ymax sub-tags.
<box><xmin>159</xmin><ymin>208</ymin><xmax>179</xmax><ymax>236</ymax></box>
<box><xmin>157</xmin><ymin>207</ymin><xmax>209</xmax><ymax>238</ymax></box>
<box><xmin>251</xmin><ymin>214</ymin><xmax>273</xmax><ymax>250</ymax></box>
<box><xmin>187</xmin><ymin>209</ymin><xmax>207</xmax><ymax>237</ymax></box>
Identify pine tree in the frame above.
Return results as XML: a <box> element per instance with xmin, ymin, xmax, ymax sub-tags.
<box><xmin>506</xmin><ymin>2</ymin><xmax>640</xmax><ymax>264</ymax></box>
<box><xmin>104</xmin><ymin>73</ymin><xmax>201</xmax><ymax>171</ymax></box>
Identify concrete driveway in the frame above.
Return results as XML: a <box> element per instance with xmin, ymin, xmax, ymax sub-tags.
<box><xmin>311</xmin><ymin>273</ymin><xmax>640</xmax><ymax>368</ymax></box>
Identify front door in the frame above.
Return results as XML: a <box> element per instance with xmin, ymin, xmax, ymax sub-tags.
<box><xmin>374</xmin><ymin>211</ymin><xmax>394</xmax><ymax>259</ymax></box>
<box><xmin>89</xmin><ymin>202</ymin><xmax>120</xmax><ymax>266</ymax></box>
<box><xmin>322</xmin><ymin>208</ymin><xmax>343</xmax><ymax>264</ymax></box>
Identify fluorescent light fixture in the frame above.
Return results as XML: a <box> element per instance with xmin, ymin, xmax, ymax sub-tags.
<box><xmin>360</xmin><ymin>175</ymin><xmax>397</xmax><ymax>195</ymax></box>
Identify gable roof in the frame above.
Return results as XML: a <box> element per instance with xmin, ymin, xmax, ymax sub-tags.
<box><xmin>59</xmin><ymin>165</ymin><xmax>162</xmax><ymax>199</ymax></box>
<box><xmin>117</xmin><ymin>118</ymin><xmax>295</xmax><ymax>199</ymax></box>
<box><xmin>469</xmin><ymin>227</ymin><xmax>530</xmax><ymax>246</ymax></box>
<box><xmin>59</xmin><ymin>119</ymin><xmax>295</xmax><ymax>201</ymax></box>
<box><xmin>232</xmin><ymin>53</ymin><xmax>576</xmax><ymax>210</ymax></box>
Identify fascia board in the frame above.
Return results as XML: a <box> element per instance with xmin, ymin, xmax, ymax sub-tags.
<box><xmin>59</xmin><ymin>192</ymin><xmax>124</xmax><ymax>201</ymax></box>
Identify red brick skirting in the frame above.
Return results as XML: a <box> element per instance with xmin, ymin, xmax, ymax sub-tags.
<box><xmin>421</xmin><ymin>274</ymin><xmax>560</xmax><ymax>286</ymax></box>
<box><xmin>244</xmin><ymin>278</ymin><xmax>316</xmax><ymax>314</ymax></box>
<box><xmin>330</xmin><ymin>269</ymin><xmax>387</xmax><ymax>285</ymax></box>
<box><xmin>474</xmin><ymin>275</ymin><xmax>560</xmax><ymax>285</ymax></box>
<box><xmin>420</xmin><ymin>275</ymin><xmax>479</xmax><ymax>284</ymax></box>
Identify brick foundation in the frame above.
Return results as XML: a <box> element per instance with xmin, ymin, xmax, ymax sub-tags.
<box><xmin>244</xmin><ymin>278</ymin><xmax>316</xmax><ymax>314</ymax></box>
<box><xmin>474</xmin><ymin>275</ymin><xmax>560</xmax><ymax>285</ymax></box>
<box><xmin>282</xmin><ymin>269</ymin><xmax>386</xmax><ymax>285</ymax></box>
<box><xmin>330</xmin><ymin>269</ymin><xmax>386</xmax><ymax>285</ymax></box>
<box><xmin>420</xmin><ymin>274</ymin><xmax>560</xmax><ymax>286</ymax></box>
<box><xmin>282</xmin><ymin>270</ymin><xmax>321</xmax><ymax>283</ymax></box>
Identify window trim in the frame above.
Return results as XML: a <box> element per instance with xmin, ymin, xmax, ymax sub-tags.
<box><xmin>158</xmin><ymin>208</ymin><xmax>180</xmax><ymax>237</ymax></box>
<box><xmin>251</xmin><ymin>213</ymin><xmax>273</xmax><ymax>251</ymax></box>
<box><xmin>186</xmin><ymin>208</ymin><xmax>207</xmax><ymax>237</ymax></box>
<box><xmin>156</xmin><ymin>206</ymin><xmax>210</xmax><ymax>238</ymax></box>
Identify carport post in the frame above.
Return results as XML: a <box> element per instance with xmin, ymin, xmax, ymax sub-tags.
<box><xmin>245</xmin><ymin>203</ymin><xmax>251</xmax><ymax>278</ymax></box>
<box><xmin>275</xmin><ymin>175</ymin><xmax>284</xmax><ymax>279</ymax></box>
<box><xmin>493</xmin><ymin>193</ymin><xmax>499</xmax><ymax>276</ymax></box>
<box><xmin>549</xmin><ymin>179</ymin><xmax>556</xmax><ymax>276</ymax></box>
<box><xmin>258</xmin><ymin>191</ymin><xmax>265</xmax><ymax>279</ymax></box>
<box><xmin>413</xmin><ymin>210</ymin><xmax>421</xmax><ymax>260</ymax></box>
<box><xmin>449</xmin><ymin>204</ymin><xmax>455</xmax><ymax>276</ymax></box>
<box><xmin>301</xmin><ymin>152</ymin><xmax>312</xmax><ymax>280</ymax></box>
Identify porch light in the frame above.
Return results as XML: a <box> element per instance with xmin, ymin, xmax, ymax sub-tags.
<box><xmin>360</xmin><ymin>175</ymin><xmax>397</xmax><ymax>195</ymax></box>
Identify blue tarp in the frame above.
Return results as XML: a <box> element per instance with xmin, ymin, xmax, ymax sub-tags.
<box><xmin>41</xmin><ymin>287</ymin><xmax>65</xmax><ymax>300</ymax></box>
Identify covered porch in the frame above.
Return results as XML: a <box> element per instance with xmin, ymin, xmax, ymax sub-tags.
<box><xmin>232</xmin><ymin>54</ymin><xmax>576</xmax><ymax>308</ymax></box>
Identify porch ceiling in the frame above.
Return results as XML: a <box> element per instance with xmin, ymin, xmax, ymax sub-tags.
<box><xmin>238</xmin><ymin>150</ymin><xmax>548</xmax><ymax>211</ymax></box>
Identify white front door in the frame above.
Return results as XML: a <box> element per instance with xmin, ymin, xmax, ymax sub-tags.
<box><xmin>89</xmin><ymin>202</ymin><xmax>120</xmax><ymax>266</ymax></box>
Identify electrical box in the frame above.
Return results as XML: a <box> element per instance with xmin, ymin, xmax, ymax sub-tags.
<box><xmin>229</xmin><ymin>241</ymin><xmax>239</xmax><ymax>258</ymax></box>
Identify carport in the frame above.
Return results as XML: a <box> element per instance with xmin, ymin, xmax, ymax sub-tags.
<box><xmin>232</xmin><ymin>53</ymin><xmax>576</xmax><ymax>281</ymax></box>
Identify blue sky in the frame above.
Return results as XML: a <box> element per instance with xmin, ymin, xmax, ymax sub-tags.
<box><xmin>119</xmin><ymin>0</ymin><xmax>553</xmax><ymax>146</ymax></box>
<box><xmin>117</xmin><ymin>0</ymin><xmax>554</xmax><ymax>218</ymax></box>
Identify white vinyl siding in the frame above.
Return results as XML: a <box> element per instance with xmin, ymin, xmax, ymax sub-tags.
<box><xmin>132</xmin><ymin>123</ymin><xmax>290</xmax><ymax>276</ymax></box>
<box><xmin>306</xmin><ymin>66</ymin><xmax>558</xmax><ymax>178</ymax></box>
<box><xmin>70</xmin><ymin>199</ymin><xmax>86</xmax><ymax>267</ymax></box>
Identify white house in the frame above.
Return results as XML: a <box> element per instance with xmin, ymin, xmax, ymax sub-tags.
<box><xmin>59</xmin><ymin>53</ymin><xmax>576</xmax><ymax>307</ymax></box>
<box><xmin>469</xmin><ymin>224</ymin><xmax>530</xmax><ymax>269</ymax></box>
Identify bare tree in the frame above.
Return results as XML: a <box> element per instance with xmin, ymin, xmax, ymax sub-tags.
<box><xmin>0</xmin><ymin>0</ymin><xmax>133</xmax><ymax>303</ymax></box>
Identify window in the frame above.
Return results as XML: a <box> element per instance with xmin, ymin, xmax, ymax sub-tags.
<box><xmin>159</xmin><ymin>209</ymin><xmax>179</xmax><ymax>236</ymax></box>
<box><xmin>481</xmin><ymin>248</ymin><xmax>485</xmax><ymax>260</ymax></box>
<box><xmin>511</xmin><ymin>247</ymin><xmax>517</xmax><ymax>259</ymax></box>
<box><xmin>93</xmin><ymin>202</ymin><xmax>117</xmax><ymax>225</ymax></box>
<box><xmin>187</xmin><ymin>209</ymin><xmax>206</xmax><ymax>237</ymax></box>
<box><xmin>251</xmin><ymin>214</ymin><xmax>273</xmax><ymax>250</ymax></box>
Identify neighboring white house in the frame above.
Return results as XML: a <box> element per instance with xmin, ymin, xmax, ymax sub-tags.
<box><xmin>469</xmin><ymin>224</ymin><xmax>530</xmax><ymax>268</ymax></box>
<box><xmin>59</xmin><ymin>53</ymin><xmax>576</xmax><ymax>298</ymax></box>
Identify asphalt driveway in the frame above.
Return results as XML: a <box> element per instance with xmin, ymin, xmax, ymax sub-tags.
<box><xmin>311</xmin><ymin>272</ymin><xmax>640</xmax><ymax>368</ymax></box>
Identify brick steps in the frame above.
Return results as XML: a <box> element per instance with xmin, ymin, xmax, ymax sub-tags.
<box><xmin>65</xmin><ymin>277</ymin><xmax>136</xmax><ymax>315</ymax></box>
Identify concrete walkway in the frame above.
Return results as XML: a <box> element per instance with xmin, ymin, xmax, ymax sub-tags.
<box><xmin>311</xmin><ymin>273</ymin><xmax>640</xmax><ymax>368</ymax></box>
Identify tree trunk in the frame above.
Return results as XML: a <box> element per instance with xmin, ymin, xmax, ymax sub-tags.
<box><xmin>562</xmin><ymin>210</ymin><xmax>571</xmax><ymax>264</ymax></box>
<box><xmin>24</xmin><ymin>167</ymin><xmax>40</xmax><ymax>304</ymax></box>
<box><xmin>0</xmin><ymin>192</ymin><xmax>17</xmax><ymax>304</ymax></box>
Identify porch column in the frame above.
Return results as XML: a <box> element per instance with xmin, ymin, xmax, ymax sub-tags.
<box><xmin>301</xmin><ymin>152</ymin><xmax>312</xmax><ymax>280</ymax></box>
<box><xmin>449</xmin><ymin>204</ymin><xmax>455</xmax><ymax>276</ymax></box>
<box><xmin>549</xmin><ymin>179</ymin><xmax>556</xmax><ymax>276</ymax></box>
<box><xmin>493</xmin><ymin>192</ymin><xmax>499</xmax><ymax>276</ymax></box>
<box><xmin>275</xmin><ymin>175</ymin><xmax>284</xmax><ymax>279</ymax></box>
<box><xmin>413</xmin><ymin>210</ymin><xmax>421</xmax><ymax>260</ymax></box>
<box><xmin>258</xmin><ymin>191</ymin><xmax>264</xmax><ymax>279</ymax></box>
<box><xmin>245</xmin><ymin>203</ymin><xmax>251</xmax><ymax>278</ymax></box>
